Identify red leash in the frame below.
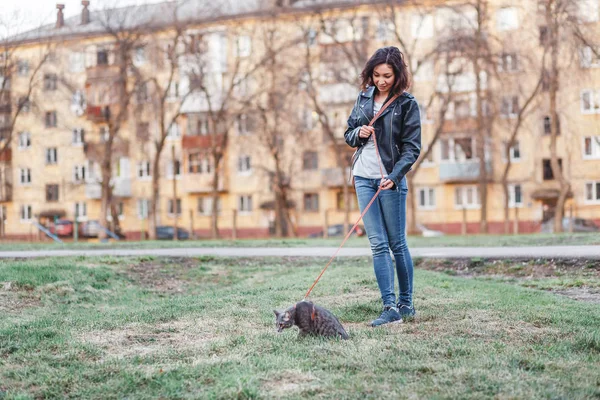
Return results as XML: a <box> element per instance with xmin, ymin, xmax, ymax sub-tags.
<box><xmin>303</xmin><ymin>93</ymin><xmax>400</xmax><ymax>300</ymax></box>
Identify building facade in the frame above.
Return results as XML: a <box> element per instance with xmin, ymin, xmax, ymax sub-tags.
<box><xmin>0</xmin><ymin>0</ymin><xmax>598</xmax><ymax>240</ymax></box>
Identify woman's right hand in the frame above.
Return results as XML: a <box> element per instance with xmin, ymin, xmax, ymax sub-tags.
<box><xmin>358</xmin><ymin>125</ymin><xmax>375</xmax><ymax>139</ymax></box>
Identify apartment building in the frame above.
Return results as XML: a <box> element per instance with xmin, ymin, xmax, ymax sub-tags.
<box><xmin>0</xmin><ymin>0</ymin><xmax>598</xmax><ymax>240</ymax></box>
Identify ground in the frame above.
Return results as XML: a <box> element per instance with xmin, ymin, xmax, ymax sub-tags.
<box><xmin>1</xmin><ymin>231</ymin><xmax>599</xmax><ymax>251</ymax></box>
<box><xmin>1</xmin><ymin>255</ymin><xmax>599</xmax><ymax>399</ymax></box>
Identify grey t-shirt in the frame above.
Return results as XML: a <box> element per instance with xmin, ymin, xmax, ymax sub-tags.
<box><xmin>352</xmin><ymin>101</ymin><xmax>389</xmax><ymax>179</ymax></box>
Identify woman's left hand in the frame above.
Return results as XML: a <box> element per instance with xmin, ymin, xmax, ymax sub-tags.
<box><xmin>380</xmin><ymin>178</ymin><xmax>395</xmax><ymax>190</ymax></box>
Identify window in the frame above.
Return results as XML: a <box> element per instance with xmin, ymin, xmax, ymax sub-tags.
<box><xmin>303</xmin><ymin>151</ymin><xmax>318</xmax><ymax>170</ymax></box>
<box><xmin>236</xmin><ymin>35</ymin><xmax>251</xmax><ymax>58</ymax></box>
<box><xmin>197</xmin><ymin>196</ymin><xmax>221</xmax><ymax>216</ymax></box>
<box><xmin>440</xmin><ymin>137</ymin><xmax>476</xmax><ymax>162</ymax></box>
<box><xmin>454</xmin><ymin>99</ymin><xmax>471</xmax><ymax>119</ymax></box>
<box><xmin>419</xmin><ymin>103</ymin><xmax>433</xmax><ymax>124</ymax></box>
<box><xmin>137</xmin><ymin>199</ymin><xmax>149</xmax><ymax>219</ymax></box>
<box><xmin>46</xmin><ymin>148</ymin><xmax>58</xmax><ymax>164</ymax></box>
<box><xmin>411</xmin><ymin>13</ymin><xmax>433</xmax><ymax>39</ymax></box>
<box><xmin>188</xmin><ymin>153</ymin><xmax>203</xmax><ymax>174</ymax></box>
<box><xmin>45</xmin><ymin>111</ymin><xmax>57</xmax><ymax>128</ymax></box>
<box><xmin>20</xmin><ymin>205</ymin><xmax>32</xmax><ymax>221</ymax></box>
<box><xmin>303</xmin><ymin>193</ymin><xmax>319</xmax><ymax>212</ymax></box>
<box><xmin>238</xmin><ymin>195</ymin><xmax>252</xmax><ymax>213</ymax></box>
<box><xmin>581</xmin><ymin>89</ymin><xmax>600</xmax><ymax>114</ymax></box>
<box><xmin>17</xmin><ymin>60</ymin><xmax>29</xmax><ymax>76</ymax></box>
<box><xmin>420</xmin><ymin>146</ymin><xmax>435</xmax><ymax>166</ymax></box>
<box><xmin>18</xmin><ymin>97</ymin><xmax>30</xmax><ymax>113</ymax></box>
<box><xmin>501</xmin><ymin>96</ymin><xmax>519</xmax><ymax>118</ymax></box>
<box><xmin>336</xmin><ymin>191</ymin><xmax>358</xmax><ymax>211</ymax></box>
<box><xmin>133</xmin><ymin>46</ymin><xmax>146</xmax><ymax>66</ymax></box>
<box><xmin>136</xmin><ymin>83</ymin><xmax>149</xmax><ymax>103</ymax></box>
<box><xmin>580</xmin><ymin>46</ymin><xmax>600</xmax><ymax>68</ymax></box>
<box><xmin>167</xmin><ymin>82</ymin><xmax>179</xmax><ymax>100</ymax></box>
<box><xmin>46</xmin><ymin>184</ymin><xmax>59</xmax><ymax>202</ymax></box>
<box><xmin>543</xmin><ymin>116</ymin><xmax>552</xmax><ymax>135</ymax></box>
<box><xmin>69</xmin><ymin>52</ymin><xmax>85</xmax><ymax>73</ymax></box>
<box><xmin>508</xmin><ymin>184</ymin><xmax>523</xmax><ymax>207</ymax></box>
<box><xmin>539</xmin><ymin>26</ymin><xmax>549</xmax><ymax>46</ymax></box>
<box><xmin>137</xmin><ymin>161</ymin><xmax>151</xmax><ymax>179</ymax></box>
<box><xmin>43</xmin><ymin>74</ymin><xmax>57</xmax><ymax>91</ymax></box>
<box><xmin>167</xmin><ymin>122</ymin><xmax>181</xmax><ymax>139</ymax></box>
<box><xmin>167</xmin><ymin>159</ymin><xmax>181</xmax><ymax>179</ymax></box>
<box><xmin>376</xmin><ymin>21</ymin><xmax>393</xmax><ymax>41</ymax></box>
<box><xmin>168</xmin><ymin>198</ymin><xmax>182</xmax><ymax>216</ymax></box>
<box><xmin>585</xmin><ymin>181</ymin><xmax>600</xmax><ymax>203</ymax></box>
<box><xmin>73</xmin><ymin>165</ymin><xmax>87</xmax><ymax>183</ymax></box>
<box><xmin>236</xmin><ymin>114</ymin><xmax>253</xmax><ymax>135</ymax></box>
<box><xmin>74</xmin><ymin>202</ymin><xmax>87</xmax><ymax>220</ymax></box>
<box><xmin>18</xmin><ymin>132</ymin><xmax>31</xmax><ymax>149</ymax></box>
<box><xmin>195</xmin><ymin>116</ymin><xmax>210</xmax><ymax>136</ymax></box>
<box><xmin>72</xmin><ymin>128</ymin><xmax>85</xmax><ymax>145</ymax></box>
<box><xmin>418</xmin><ymin>187</ymin><xmax>436</xmax><ymax>209</ymax></box>
<box><xmin>97</xmin><ymin>49</ymin><xmax>109</xmax><ymax>65</ymax></box>
<box><xmin>583</xmin><ymin>136</ymin><xmax>600</xmax><ymax>159</ymax></box>
<box><xmin>19</xmin><ymin>168</ymin><xmax>31</xmax><ymax>185</ymax></box>
<box><xmin>499</xmin><ymin>53</ymin><xmax>519</xmax><ymax>72</ymax></box>
<box><xmin>542</xmin><ymin>158</ymin><xmax>562</xmax><ymax>180</ymax></box>
<box><xmin>503</xmin><ymin>141</ymin><xmax>521</xmax><ymax>162</ymax></box>
<box><xmin>496</xmin><ymin>7</ymin><xmax>518</xmax><ymax>31</ymax></box>
<box><xmin>100</xmin><ymin>126</ymin><xmax>109</xmax><ymax>142</ymax></box>
<box><xmin>238</xmin><ymin>155</ymin><xmax>252</xmax><ymax>174</ymax></box>
<box><xmin>454</xmin><ymin>186</ymin><xmax>480</xmax><ymax>209</ymax></box>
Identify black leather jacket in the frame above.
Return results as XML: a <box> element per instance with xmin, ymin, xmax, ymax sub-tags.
<box><xmin>344</xmin><ymin>86</ymin><xmax>421</xmax><ymax>189</ymax></box>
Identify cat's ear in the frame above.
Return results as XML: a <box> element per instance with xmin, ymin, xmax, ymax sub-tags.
<box><xmin>273</xmin><ymin>310</ymin><xmax>280</xmax><ymax>317</ymax></box>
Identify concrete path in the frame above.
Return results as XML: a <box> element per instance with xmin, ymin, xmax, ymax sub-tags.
<box><xmin>0</xmin><ymin>245</ymin><xmax>598</xmax><ymax>259</ymax></box>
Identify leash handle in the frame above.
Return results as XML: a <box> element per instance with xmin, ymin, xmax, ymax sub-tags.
<box><xmin>303</xmin><ymin>92</ymin><xmax>401</xmax><ymax>300</ymax></box>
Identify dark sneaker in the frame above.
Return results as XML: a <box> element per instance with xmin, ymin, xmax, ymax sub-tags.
<box><xmin>397</xmin><ymin>304</ymin><xmax>416</xmax><ymax>319</ymax></box>
<box><xmin>371</xmin><ymin>306</ymin><xmax>402</xmax><ymax>327</ymax></box>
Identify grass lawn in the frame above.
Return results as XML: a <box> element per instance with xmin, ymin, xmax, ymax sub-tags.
<box><xmin>1</xmin><ymin>232</ymin><xmax>599</xmax><ymax>251</ymax></box>
<box><xmin>1</xmin><ymin>256</ymin><xmax>599</xmax><ymax>399</ymax></box>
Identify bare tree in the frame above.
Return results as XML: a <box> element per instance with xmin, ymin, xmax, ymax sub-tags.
<box><xmin>0</xmin><ymin>19</ymin><xmax>49</xmax><ymax>212</ymax></box>
<box><xmin>249</xmin><ymin>23</ymin><xmax>306</xmax><ymax>237</ymax></box>
<box><xmin>538</xmin><ymin>0</ymin><xmax>596</xmax><ymax>232</ymax></box>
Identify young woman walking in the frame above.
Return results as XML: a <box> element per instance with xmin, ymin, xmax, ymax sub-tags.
<box><xmin>345</xmin><ymin>46</ymin><xmax>421</xmax><ymax>326</ymax></box>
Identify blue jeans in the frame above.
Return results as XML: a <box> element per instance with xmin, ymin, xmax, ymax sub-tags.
<box><xmin>354</xmin><ymin>176</ymin><xmax>414</xmax><ymax>308</ymax></box>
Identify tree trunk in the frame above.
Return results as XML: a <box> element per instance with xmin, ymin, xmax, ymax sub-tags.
<box><xmin>148</xmin><ymin>155</ymin><xmax>161</xmax><ymax>240</ymax></box>
<box><xmin>210</xmin><ymin>151</ymin><xmax>221</xmax><ymax>239</ymax></box>
<box><xmin>406</xmin><ymin>173</ymin><xmax>418</xmax><ymax>234</ymax></box>
<box><xmin>548</xmin><ymin>1</ymin><xmax>570</xmax><ymax>233</ymax></box>
<box><xmin>171</xmin><ymin>145</ymin><xmax>178</xmax><ymax>241</ymax></box>
<box><xmin>99</xmin><ymin>156</ymin><xmax>112</xmax><ymax>240</ymax></box>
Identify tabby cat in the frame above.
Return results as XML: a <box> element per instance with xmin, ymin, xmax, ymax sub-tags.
<box><xmin>273</xmin><ymin>300</ymin><xmax>349</xmax><ymax>340</ymax></box>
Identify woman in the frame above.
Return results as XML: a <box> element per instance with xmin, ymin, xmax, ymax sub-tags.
<box><xmin>344</xmin><ymin>46</ymin><xmax>421</xmax><ymax>326</ymax></box>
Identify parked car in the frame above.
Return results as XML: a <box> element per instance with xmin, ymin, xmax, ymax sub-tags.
<box><xmin>308</xmin><ymin>224</ymin><xmax>365</xmax><ymax>238</ymax></box>
<box><xmin>541</xmin><ymin>217</ymin><xmax>600</xmax><ymax>233</ymax></box>
<box><xmin>156</xmin><ymin>226</ymin><xmax>190</xmax><ymax>240</ymax></box>
<box><xmin>48</xmin><ymin>219</ymin><xmax>74</xmax><ymax>237</ymax></box>
<box><xmin>79</xmin><ymin>220</ymin><xmax>101</xmax><ymax>238</ymax></box>
<box><xmin>416</xmin><ymin>223</ymin><xmax>444</xmax><ymax>238</ymax></box>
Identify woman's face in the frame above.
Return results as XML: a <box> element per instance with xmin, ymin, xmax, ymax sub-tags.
<box><xmin>372</xmin><ymin>63</ymin><xmax>395</xmax><ymax>94</ymax></box>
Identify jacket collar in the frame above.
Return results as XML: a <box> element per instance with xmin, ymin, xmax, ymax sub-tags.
<box><xmin>359</xmin><ymin>86</ymin><xmax>411</xmax><ymax>121</ymax></box>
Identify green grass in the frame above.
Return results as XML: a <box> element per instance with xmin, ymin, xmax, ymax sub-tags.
<box><xmin>1</xmin><ymin>256</ymin><xmax>599</xmax><ymax>399</ymax></box>
<box><xmin>1</xmin><ymin>232</ymin><xmax>599</xmax><ymax>251</ymax></box>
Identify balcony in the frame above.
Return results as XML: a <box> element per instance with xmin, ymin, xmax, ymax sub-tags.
<box><xmin>321</xmin><ymin>167</ymin><xmax>352</xmax><ymax>188</ymax></box>
<box><xmin>86</xmin><ymin>65</ymin><xmax>120</xmax><ymax>82</ymax></box>
<box><xmin>182</xmin><ymin>134</ymin><xmax>224</xmax><ymax>150</ymax></box>
<box><xmin>113</xmin><ymin>178</ymin><xmax>132</xmax><ymax>197</ymax></box>
<box><xmin>439</xmin><ymin>160</ymin><xmax>492</xmax><ymax>183</ymax></box>
<box><xmin>86</xmin><ymin>105</ymin><xmax>111</xmax><ymax>123</ymax></box>
<box><xmin>84</xmin><ymin>140</ymin><xmax>129</xmax><ymax>161</ymax></box>
<box><xmin>182</xmin><ymin>173</ymin><xmax>226</xmax><ymax>193</ymax></box>
<box><xmin>85</xmin><ymin>178</ymin><xmax>132</xmax><ymax>199</ymax></box>
<box><xmin>85</xmin><ymin>182</ymin><xmax>101</xmax><ymax>199</ymax></box>
<box><xmin>0</xmin><ymin>149</ymin><xmax>11</xmax><ymax>162</ymax></box>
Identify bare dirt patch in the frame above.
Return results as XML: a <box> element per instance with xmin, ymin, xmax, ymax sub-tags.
<box><xmin>0</xmin><ymin>281</ymin><xmax>41</xmax><ymax>312</ymax></box>
<box><xmin>261</xmin><ymin>369</ymin><xmax>319</xmax><ymax>397</ymax></box>
<box><xmin>416</xmin><ymin>258</ymin><xmax>600</xmax><ymax>303</ymax></box>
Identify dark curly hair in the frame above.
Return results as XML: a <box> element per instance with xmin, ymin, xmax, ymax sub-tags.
<box><xmin>360</xmin><ymin>46</ymin><xmax>410</xmax><ymax>95</ymax></box>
